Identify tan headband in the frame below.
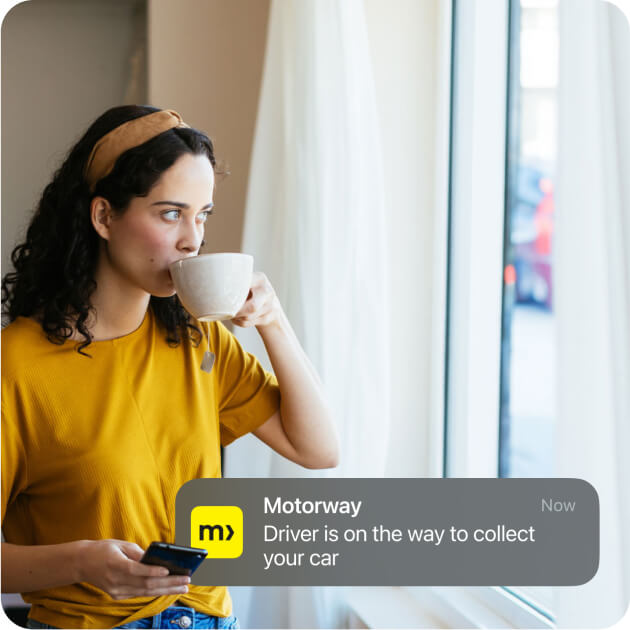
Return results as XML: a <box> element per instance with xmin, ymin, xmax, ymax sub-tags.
<box><xmin>84</xmin><ymin>109</ymin><xmax>190</xmax><ymax>192</ymax></box>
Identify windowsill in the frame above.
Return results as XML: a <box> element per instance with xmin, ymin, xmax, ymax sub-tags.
<box><xmin>343</xmin><ymin>586</ymin><xmax>448</xmax><ymax>629</ymax></box>
<box><xmin>343</xmin><ymin>586</ymin><xmax>555</xmax><ymax>629</ymax></box>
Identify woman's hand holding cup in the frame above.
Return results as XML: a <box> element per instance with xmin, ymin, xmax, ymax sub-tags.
<box><xmin>231</xmin><ymin>271</ymin><xmax>281</xmax><ymax>329</ymax></box>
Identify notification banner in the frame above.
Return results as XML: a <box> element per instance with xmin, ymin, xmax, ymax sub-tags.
<box><xmin>175</xmin><ymin>478</ymin><xmax>598</xmax><ymax>586</ymax></box>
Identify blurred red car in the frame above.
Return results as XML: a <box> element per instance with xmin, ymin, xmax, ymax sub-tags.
<box><xmin>510</xmin><ymin>166</ymin><xmax>554</xmax><ymax>310</ymax></box>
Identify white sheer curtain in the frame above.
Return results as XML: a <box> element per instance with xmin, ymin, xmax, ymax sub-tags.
<box><xmin>224</xmin><ymin>0</ymin><xmax>389</xmax><ymax>626</ymax></box>
<box><xmin>554</xmin><ymin>0</ymin><xmax>630</xmax><ymax>627</ymax></box>
<box><xmin>225</xmin><ymin>0</ymin><xmax>390</xmax><ymax>482</ymax></box>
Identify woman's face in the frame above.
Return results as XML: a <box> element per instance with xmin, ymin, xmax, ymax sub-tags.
<box><xmin>101</xmin><ymin>152</ymin><xmax>215</xmax><ymax>298</ymax></box>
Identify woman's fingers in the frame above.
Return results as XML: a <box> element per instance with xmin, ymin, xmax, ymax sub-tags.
<box><xmin>106</xmin><ymin>541</ymin><xmax>190</xmax><ymax>598</ymax></box>
<box><xmin>116</xmin><ymin>540</ymin><xmax>145</xmax><ymax>561</ymax></box>
<box><xmin>250</xmin><ymin>295</ymin><xmax>277</xmax><ymax>326</ymax></box>
<box><xmin>124</xmin><ymin>556</ymin><xmax>169</xmax><ymax>578</ymax></box>
<box><xmin>79</xmin><ymin>539</ymin><xmax>195</xmax><ymax>601</ymax></box>
<box><xmin>110</xmin><ymin>580</ymin><xmax>190</xmax><ymax>600</ymax></box>
<box><xmin>120</xmin><ymin>573</ymin><xmax>190</xmax><ymax>591</ymax></box>
<box><xmin>232</xmin><ymin>271</ymin><xmax>275</xmax><ymax>326</ymax></box>
<box><xmin>233</xmin><ymin>293</ymin><xmax>275</xmax><ymax>327</ymax></box>
<box><xmin>109</xmin><ymin>543</ymin><xmax>170</xmax><ymax>579</ymax></box>
<box><xmin>109</xmin><ymin>570</ymin><xmax>191</xmax><ymax>599</ymax></box>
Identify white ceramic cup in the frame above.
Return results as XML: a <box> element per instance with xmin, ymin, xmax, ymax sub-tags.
<box><xmin>169</xmin><ymin>253</ymin><xmax>254</xmax><ymax>321</ymax></box>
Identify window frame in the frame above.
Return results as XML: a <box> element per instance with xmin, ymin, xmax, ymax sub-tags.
<box><xmin>444</xmin><ymin>0</ymin><xmax>508</xmax><ymax>479</ymax></box>
<box><xmin>407</xmin><ymin>587</ymin><xmax>555</xmax><ymax>629</ymax></box>
<box><xmin>403</xmin><ymin>0</ymin><xmax>557</xmax><ymax>626</ymax></box>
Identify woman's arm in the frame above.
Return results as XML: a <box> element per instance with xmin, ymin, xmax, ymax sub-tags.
<box><xmin>2</xmin><ymin>541</ymin><xmax>82</xmax><ymax>593</ymax></box>
<box><xmin>232</xmin><ymin>273</ymin><xmax>339</xmax><ymax>469</ymax></box>
<box><xmin>1</xmin><ymin>540</ymin><xmax>190</xmax><ymax>598</ymax></box>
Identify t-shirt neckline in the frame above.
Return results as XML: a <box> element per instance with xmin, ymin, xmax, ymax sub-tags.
<box><xmin>19</xmin><ymin>309</ymin><xmax>151</xmax><ymax>345</ymax></box>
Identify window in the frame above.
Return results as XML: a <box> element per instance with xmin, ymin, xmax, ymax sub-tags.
<box><xmin>498</xmin><ymin>0</ymin><xmax>559</xmax><ymax>616</ymax></box>
<box><xmin>442</xmin><ymin>0</ymin><xmax>558</xmax><ymax>625</ymax></box>
<box><xmin>500</xmin><ymin>0</ymin><xmax>558</xmax><ymax>480</ymax></box>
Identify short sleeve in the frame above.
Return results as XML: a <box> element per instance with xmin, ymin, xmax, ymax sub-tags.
<box><xmin>1</xmin><ymin>397</ymin><xmax>28</xmax><ymax>524</ymax></box>
<box><xmin>209</xmin><ymin>322</ymin><xmax>281</xmax><ymax>447</ymax></box>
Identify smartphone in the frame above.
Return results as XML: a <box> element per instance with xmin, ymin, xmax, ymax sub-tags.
<box><xmin>140</xmin><ymin>542</ymin><xmax>208</xmax><ymax>576</ymax></box>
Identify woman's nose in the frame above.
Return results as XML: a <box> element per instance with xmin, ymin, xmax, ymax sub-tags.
<box><xmin>177</xmin><ymin>219</ymin><xmax>204</xmax><ymax>253</ymax></box>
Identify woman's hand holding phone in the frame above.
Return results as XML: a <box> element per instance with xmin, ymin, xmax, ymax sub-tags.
<box><xmin>76</xmin><ymin>539</ymin><xmax>190</xmax><ymax>600</ymax></box>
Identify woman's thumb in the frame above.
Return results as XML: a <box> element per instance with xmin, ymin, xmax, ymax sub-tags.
<box><xmin>116</xmin><ymin>540</ymin><xmax>145</xmax><ymax>561</ymax></box>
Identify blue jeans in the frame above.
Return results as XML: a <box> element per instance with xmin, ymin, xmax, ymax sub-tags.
<box><xmin>26</xmin><ymin>604</ymin><xmax>240</xmax><ymax>629</ymax></box>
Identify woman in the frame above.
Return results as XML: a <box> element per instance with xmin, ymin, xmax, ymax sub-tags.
<box><xmin>1</xmin><ymin>105</ymin><xmax>338</xmax><ymax>629</ymax></box>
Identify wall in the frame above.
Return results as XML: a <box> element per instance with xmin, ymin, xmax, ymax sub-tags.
<box><xmin>1</xmin><ymin>0</ymin><xmax>145</xmax><ymax>279</ymax></box>
<box><xmin>1</xmin><ymin>0</ymin><xmax>144</xmax><ymax>610</ymax></box>
<box><xmin>147</xmin><ymin>0</ymin><xmax>271</xmax><ymax>256</ymax></box>
<box><xmin>1</xmin><ymin>0</ymin><xmax>270</xmax><ymax>309</ymax></box>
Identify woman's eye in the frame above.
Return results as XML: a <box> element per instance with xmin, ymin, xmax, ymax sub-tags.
<box><xmin>197</xmin><ymin>210</ymin><xmax>214</xmax><ymax>223</ymax></box>
<box><xmin>162</xmin><ymin>209</ymin><xmax>181</xmax><ymax>221</ymax></box>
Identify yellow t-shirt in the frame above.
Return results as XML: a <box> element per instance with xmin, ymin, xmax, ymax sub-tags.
<box><xmin>1</xmin><ymin>309</ymin><xmax>280</xmax><ymax>629</ymax></box>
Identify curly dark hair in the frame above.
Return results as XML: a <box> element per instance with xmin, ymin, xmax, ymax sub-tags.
<box><xmin>1</xmin><ymin>105</ymin><xmax>222</xmax><ymax>355</ymax></box>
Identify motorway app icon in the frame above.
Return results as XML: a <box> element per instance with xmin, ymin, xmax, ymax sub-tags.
<box><xmin>190</xmin><ymin>506</ymin><xmax>244</xmax><ymax>558</ymax></box>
